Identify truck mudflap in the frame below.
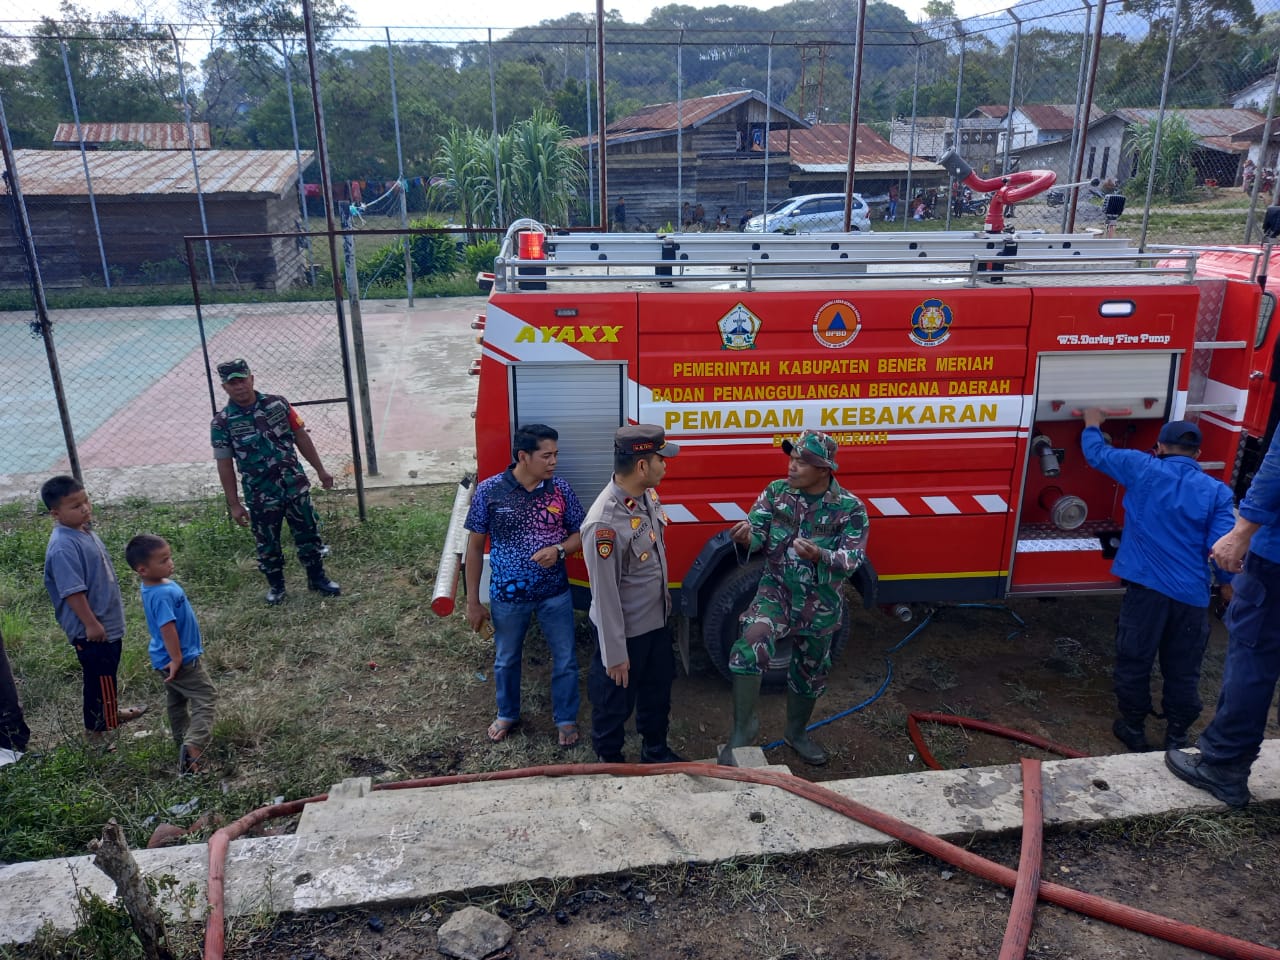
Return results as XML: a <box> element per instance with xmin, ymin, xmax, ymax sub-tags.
<box><xmin>430</xmin><ymin>474</ymin><xmax>475</xmax><ymax>616</ymax></box>
<box><xmin>679</xmin><ymin>529</ymin><xmax>878</xmax><ymax>619</ymax></box>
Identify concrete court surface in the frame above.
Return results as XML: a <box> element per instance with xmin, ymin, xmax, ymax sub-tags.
<box><xmin>0</xmin><ymin>296</ymin><xmax>485</xmax><ymax>504</ymax></box>
<box><xmin>1</xmin><ymin>743</ymin><xmax>1278</xmax><ymax>945</ymax></box>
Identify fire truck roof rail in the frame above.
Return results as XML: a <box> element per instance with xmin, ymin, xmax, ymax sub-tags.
<box><xmin>492</xmin><ymin>229</ymin><xmax>1198</xmax><ymax>292</ymax></box>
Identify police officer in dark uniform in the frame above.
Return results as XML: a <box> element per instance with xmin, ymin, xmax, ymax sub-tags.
<box><xmin>211</xmin><ymin>359</ymin><xmax>340</xmax><ymax>604</ymax></box>
<box><xmin>581</xmin><ymin>424</ymin><xmax>684</xmax><ymax>764</ymax></box>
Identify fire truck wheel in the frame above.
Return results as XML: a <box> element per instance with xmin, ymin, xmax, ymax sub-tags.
<box><xmin>700</xmin><ymin>559</ymin><xmax>849</xmax><ymax>691</ymax></box>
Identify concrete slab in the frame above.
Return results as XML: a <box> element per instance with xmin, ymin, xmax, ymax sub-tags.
<box><xmin>2</xmin><ymin>743</ymin><xmax>1277</xmax><ymax>945</ymax></box>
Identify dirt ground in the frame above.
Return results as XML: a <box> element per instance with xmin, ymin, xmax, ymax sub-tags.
<box><xmin>216</xmin><ymin>592</ymin><xmax>1280</xmax><ymax>960</ymax></box>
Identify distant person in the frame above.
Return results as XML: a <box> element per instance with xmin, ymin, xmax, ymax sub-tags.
<box><xmin>1080</xmin><ymin>411</ymin><xmax>1235</xmax><ymax>753</ymax></box>
<box><xmin>738</xmin><ymin>210</ymin><xmax>754</xmax><ymax>231</ymax></box>
<box><xmin>1166</xmin><ymin>432</ymin><xmax>1280</xmax><ymax>808</ymax></box>
<box><xmin>681</xmin><ymin>201</ymin><xmax>691</xmax><ymax>230</ymax></box>
<box><xmin>581</xmin><ymin>425</ymin><xmax>684</xmax><ymax>764</ymax></box>
<box><xmin>41</xmin><ymin>475</ymin><xmax>148</xmax><ymax>750</ymax></box>
<box><xmin>913</xmin><ymin>199</ymin><xmax>926</xmax><ymax>221</ymax></box>
<box><xmin>0</xmin><ymin>627</ymin><xmax>31</xmax><ymax>760</ymax></box>
<box><xmin>613</xmin><ymin>197</ymin><xmax>627</xmax><ymax>231</ymax></box>
<box><xmin>464</xmin><ymin>424</ymin><xmax>585</xmax><ymax>747</ymax></box>
<box><xmin>127</xmin><ymin>534</ymin><xmax>218</xmax><ymax>775</ymax></box>
<box><xmin>693</xmin><ymin>202</ymin><xmax>705</xmax><ymax>230</ymax></box>
<box><xmin>211</xmin><ymin>358</ymin><xmax>340</xmax><ymax>605</ymax></box>
<box><xmin>716</xmin><ymin>206</ymin><xmax>730</xmax><ymax>230</ymax></box>
<box><xmin>886</xmin><ymin>182</ymin><xmax>899</xmax><ymax>221</ymax></box>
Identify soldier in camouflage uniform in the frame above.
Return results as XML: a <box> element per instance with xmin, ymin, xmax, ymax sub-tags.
<box><xmin>721</xmin><ymin>430</ymin><xmax>869</xmax><ymax>766</ymax></box>
<box><xmin>211</xmin><ymin>359</ymin><xmax>340</xmax><ymax>605</ymax></box>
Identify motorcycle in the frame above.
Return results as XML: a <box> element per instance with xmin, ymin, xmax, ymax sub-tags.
<box><xmin>1244</xmin><ymin>166</ymin><xmax>1276</xmax><ymax>195</ymax></box>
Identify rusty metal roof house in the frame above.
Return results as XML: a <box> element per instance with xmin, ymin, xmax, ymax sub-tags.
<box><xmin>0</xmin><ymin>149</ymin><xmax>312</xmax><ymax>290</ymax></box>
<box><xmin>52</xmin><ymin>122</ymin><xmax>212</xmax><ymax>150</ymax></box>
<box><xmin>770</xmin><ymin>123</ymin><xmax>945</xmax><ymax>194</ymax></box>
<box><xmin>573</xmin><ymin>90</ymin><xmax>807</xmax><ymax>229</ymax></box>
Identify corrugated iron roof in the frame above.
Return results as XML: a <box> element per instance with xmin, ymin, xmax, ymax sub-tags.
<box><xmin>52</xmin><ymin>122</ymin><xmax>212</xmax><ymax>150</ymax></box>
<box><xmin>1111</xmin><ymin>107</ymin><xmax>1263</xmax><ymax>153</ymax></box>
<box><xmin>971</xmin><ymin>105</ymin><xmax>1009</xmax><ymax>119</ymax></box>
<box><xmin>773</xmin><ymin>123</ymin><xmax>944</xmax><ymax>172</ymax></box>
<box><xmin>605</xmin><ymin>90</ymin><xmax>807</xmax><ymax>136</ymax></box>
<box><xmin>1</xmin><ymin>149</ymin><xmax>312</xmax><ymax>197</ymax></box>
<box><xmin>1014</xmin><ymin>103</ymin><xmax>1104</xmax><ymax>131</ymax></box>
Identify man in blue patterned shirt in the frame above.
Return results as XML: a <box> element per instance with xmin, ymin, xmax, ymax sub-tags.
<box><xmin>464</xmin><ymin>424</ymin><xmax>586</xmax><ymax>747</ymax></box>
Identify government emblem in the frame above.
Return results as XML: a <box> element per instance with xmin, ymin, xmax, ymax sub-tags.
<box><xmin>812</xmin><ymin>300</ymin><xmax>862</xmax><ymax>349</ymax></box>
<box><xmin>718</xmin><ymin>303</ymin><xmax>762</xmax><ymax>350</ymax></box>
<box><xmin>910</xmin><ymin>298</ymin><xmax>954</xmax><ymax>347</ymax></box>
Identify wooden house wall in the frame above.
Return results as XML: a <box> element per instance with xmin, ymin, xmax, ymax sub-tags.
<box><xmin>0</xmin><ymin>193</ymin><xmax>305</xmax><ymax>290</ymax></box>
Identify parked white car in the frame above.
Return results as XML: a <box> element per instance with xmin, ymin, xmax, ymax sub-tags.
<box><xmin>743</xmin><ymin>193</ymin><xmax>873</xmax><ymax>234</ymax></box>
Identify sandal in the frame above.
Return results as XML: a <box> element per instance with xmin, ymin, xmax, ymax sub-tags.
<box><xmin>117</xmin><ymin>704</ymin><xmax>149</xmax><ymax>725</ymax></box>
<box><xmin>486</xmin><ymin>718</ymin><xmax>519</xmax><ymax>743</ymax></box>
<box><xmin>557</xmin><ymin>723</ymin><xmax>580</xmax><ymax>748</ymax></box>
<box><xmin>179</xmin><ymin>744</ymin><xmax>210</xmax><ymax>776</ymax></box>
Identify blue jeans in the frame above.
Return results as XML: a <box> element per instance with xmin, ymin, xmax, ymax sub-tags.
<box><xmin>1197</xmin><ymin>552</ymin><xmax>1280</xmax><ymax>768</ymax></box>
<box><xmin>491</xmin><ymin>591</ymin><xmax>580</xmax><ymax>726</ymax></box>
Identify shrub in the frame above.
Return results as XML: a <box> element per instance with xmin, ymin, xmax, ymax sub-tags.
<box><xmin>464</xmin><ymin>240</ymin><xmax>500</xmax><ymax>277</ymax></box>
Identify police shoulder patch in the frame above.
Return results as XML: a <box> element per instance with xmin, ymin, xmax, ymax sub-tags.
<box><xmin>595</xmin><ymin>527</ymin><xmax>615</xmax><ymax>559</ymax></box>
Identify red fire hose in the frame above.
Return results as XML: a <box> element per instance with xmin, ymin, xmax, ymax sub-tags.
<box><xmin>998</xmin><ymin>758</ymin><xmax>1043</xmax><ymax>960</ymax></box>
<box><xmin>204</xmin><ymin>758</ymin><xmax>1280</xmax><ymax>960</ymax></box>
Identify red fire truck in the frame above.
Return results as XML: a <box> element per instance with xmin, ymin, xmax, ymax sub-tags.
<box><xmin>435</xmin><ymin>193</ymin><xmax>1280</xmax><ymax>685</ymax></box>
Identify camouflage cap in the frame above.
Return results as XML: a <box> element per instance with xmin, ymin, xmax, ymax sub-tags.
<box><xmin>217</xmin><ymin>358</ymin><xmax>251</xmax><ymax>381</ymax></box>
<box><xmin>615</xmin><ymin>423</ymin><xmax>680</xmax><ymax>457</ymax></box>
<box><xmin>781</xmin><ymin>430</ymin><xmax>838</xmax><ymax>472</ymax></box>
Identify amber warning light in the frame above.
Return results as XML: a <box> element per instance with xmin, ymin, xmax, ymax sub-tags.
<box><xmin>518</xmin><ymin>231</ymin><xmax>546</xmax><ymax>260</ymax></box>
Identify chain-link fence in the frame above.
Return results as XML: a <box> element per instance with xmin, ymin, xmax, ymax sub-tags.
<box><xmin>2</xmin><ymin>0</ymin><xmax>1279</xmax><ymax>500</ymax></box>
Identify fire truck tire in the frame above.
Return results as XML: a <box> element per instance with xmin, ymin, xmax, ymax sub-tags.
<box><xmin>700</xmin><ymin>560</ymin><xmax>849</xmax><ymax>690</ymax></box>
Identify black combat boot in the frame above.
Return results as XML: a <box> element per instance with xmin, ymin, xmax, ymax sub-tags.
<box><xmin>1112</xmin><ymin>716</ymin><xmax>1152</xmax><ymax>752</ymax></box>
<box><xmin>264</xmin><ymin>571</ymin><xmax>287</xmax><ymax>606</ymax></box>
<box><xmin>640</xmin><ymin>743</ymin><xmax>687</xmax><ymax>764</ymax></box>
<box><xmin>1164</xmin><ymin>723</ymin><xmax>1192</xmax><ymax>751</ymax></box>
<box><xmin>1164</xmin><ymin>749</ymin><xmax>1251</xmax><ymax>808</ymax></box>
<box><xmin>306</xmin><ymin>565</ymin><xmax>341</xmax><ymax>597</ymax></box>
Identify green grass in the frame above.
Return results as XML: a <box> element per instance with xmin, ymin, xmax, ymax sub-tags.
<box><xmin>0</xmin><ymin>487</ymin><xmax>477</xmax><ymax>862</ymax></box>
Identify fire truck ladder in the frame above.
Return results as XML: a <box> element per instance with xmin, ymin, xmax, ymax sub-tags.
<box><xmin>495</xmin><ymin>229</ymin><xmax>1198</xmax><ymax>292</ymax></box>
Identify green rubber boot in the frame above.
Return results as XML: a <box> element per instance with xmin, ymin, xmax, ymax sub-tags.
<box><xmin>718</xmin><ymin>673</ymin><xmax>762</xmax><ymax>765</ymax></box>
<box><xmin>783</xmin><ymin>691</ymin><xmax>827</xmax><ymax>766</ymax></box>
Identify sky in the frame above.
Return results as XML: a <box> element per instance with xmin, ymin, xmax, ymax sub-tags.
<box><xmin>52</xmin><ymin>0</ymin><xmax>1007</xmax><ymax>32</ymax></box>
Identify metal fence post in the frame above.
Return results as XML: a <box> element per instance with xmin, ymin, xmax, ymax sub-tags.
<box><xmin>946</xmin><ymin>21</ymin><xmax>966</xmax><ymax>231</ymax></box>
<box><xmin>677</xmin><ymin>34</ymin><xmax>684</xmax><ymax>230</ymax></box>
<box><xmin>843</xmin><ymin>0</ymin><xmax>868</xmax><ymax>231</ymax></box>
<box><xmin>1002</xmin><ymin>11</ymin><xmax>1022</xmax><ymax>176</ymax></box>
<box><xmin>1062</xmin><ymin>0</ymin><xmax>1093</xmax><ymax>232</ymax></box>
<box><xmin>302</xmin><ymin>0</ymin><xmax>366</xmax><ymax>520</ymax></box>
<box><xmin>904</xmin><ymin>33</ymin><xmax>922</xmax><ymax>228</ymax></box>
<box><xmin>170</xmin><ymin>25</ymin><xmax>215</xmax><ymax>287</ymax></box>
<box><xmin>0</xmin><ymin>91</ymin><xmax>81</xmax><ymax>482</ymax></box>
<box><xmin>1139</xmin><ymin>0</ymin><xmax>1183</xmax><ymax>250</ymax></box>
<box><xmin>1067</xmin><ymin>0</ymin><xmax>1107</xmax><ymax>233</ymax></box>
<box><xmin>595</xmin><ymin>0</ymin><xmax>608</xmax><ymax>229</ymax></box>
<box><xmin>385</xmin><ymin>28</ymin><xmax>414</xmax><ymax>305</ymax></box>
<box><xmin>487</xmin><ymin>29</ymin><xmax>504</xmax><ymax>228</ymax></box>
<box><xmin>1245</xmin><ymin>47</ymin><xmax>1280</xmax><ymax>242</ymax></box>
<box><xmin>583</xmin><ymin>34</ymin><xmax>595</xmax><ymax>226</ymax></box>
<box><xmin>59</xmin><ymin>39</ymin><xmax>111</xmax><ymax>289</ymax></box>
<box><xmin>763</xmin><ymin>35</ymin><xmax>774</xmax><ymax>227</ymax></box>
<box><xmin>340</xmin><ymin>205</ymin><xmax>379</xmax><ymax>475</ymax></box>
<box><xmin>283</xmin><ymin>52</ymin><xmax>314</xmax><ymax>285</ymax></box>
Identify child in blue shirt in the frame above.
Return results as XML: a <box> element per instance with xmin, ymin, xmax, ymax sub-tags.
<box><xmin>126</xmin><ymin>534</ymin><xmax>217</xmax><ymax>774</ymax></box>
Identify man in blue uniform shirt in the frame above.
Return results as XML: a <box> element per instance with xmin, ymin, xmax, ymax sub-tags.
<box><xmin>1167</xmin><ymin>434</ymin><xmax>1280</xmax><ymax>807</ymax></box>
<box><xmin>1080</xmin><ymin>411</ymin><xmax>1235</xmax><ymax>752</ymax></box>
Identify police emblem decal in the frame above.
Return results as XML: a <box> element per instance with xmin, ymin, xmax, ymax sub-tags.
<box><xmin>717</xmin><ymin>303</ymin><xmax>762</xmax><ymax>350</ymax></box>
<box><xmin>596</xmin><ymin>529</ymin><xmax>615</xmax><ymax>558</ymax></box>
<box><xmin>812</xmin><ymin>300</ymin><xmax>862</xmax><ymax>350</ymax></box>
<box><xmin>910</xmin><ymin>298</ymin><xmax>954</xmax><ymax>347</ymax></box>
